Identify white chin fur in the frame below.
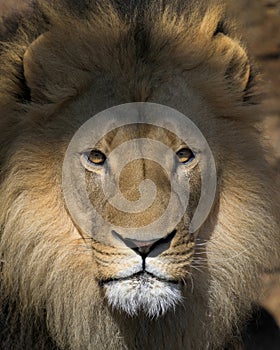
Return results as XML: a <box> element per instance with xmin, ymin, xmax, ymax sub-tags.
<box><xmin>103</xmin><ymin>274</ymin><xmax>182</xmax><ymax>318</ymax></box>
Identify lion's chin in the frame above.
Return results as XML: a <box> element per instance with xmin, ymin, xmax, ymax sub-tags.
<box><xmin>103</xmin><ymin>273</ymin><xmax>182</xmax><ymax>318</ymax></box>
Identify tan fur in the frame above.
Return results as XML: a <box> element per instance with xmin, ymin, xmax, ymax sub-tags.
<box><xmin>0</xmin><ymin>1</ymin><xmax>280</xmax><ymax>349</ymax></box>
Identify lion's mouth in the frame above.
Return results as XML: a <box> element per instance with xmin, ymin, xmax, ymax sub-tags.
<box><xmin>97</xmin><ymin>230</ymin><xmax>187</xmax><ymax>317</ymax></box>
<box><xmin>99</xmin><ymin>270</ymin><xmax>179</xmax><ymax>286</ymax></box>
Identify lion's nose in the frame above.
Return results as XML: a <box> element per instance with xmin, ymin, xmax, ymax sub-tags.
<box><xmin>122</xmin><ymin>237</ymin><xmax>158</xmax><ymax>256</ymax></box>
<box><xmin>112</xmin><ymin>230</ymin><xmax>177</xmax><ymax>257</ymax></box>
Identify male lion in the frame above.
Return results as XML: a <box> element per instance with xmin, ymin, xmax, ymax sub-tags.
<box><xmin>0</xmin><ymin>1</ymin><xmax>279</xmax><ymax>349</ymax></box>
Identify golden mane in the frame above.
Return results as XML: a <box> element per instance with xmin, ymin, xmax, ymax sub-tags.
<box><xmin>0</xmin><ymin>1</ymin><xmax>279</xmax><ymax>349</ymax></box>
<box><xmin>0</xmin><ymin>0</ymin><xmax>258</xmax><ymax>115</ymax></box>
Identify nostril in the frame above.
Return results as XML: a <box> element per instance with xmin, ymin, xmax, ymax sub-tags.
<box><xmin>112</xmin><ymin>230</ymin><xmax>177</xmax><ymax>257</ymax></box>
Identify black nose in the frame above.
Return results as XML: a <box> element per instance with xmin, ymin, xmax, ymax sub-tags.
<box><xmin>112</xmin><ymin>230</ymin><xmax>177</xmax><ymax>257</ymax></box>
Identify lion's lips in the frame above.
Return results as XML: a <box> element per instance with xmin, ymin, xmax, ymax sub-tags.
<box><xmin>99</xmin><ymin>270</ymin><xmax>179</xmax><ymax>286</ymax></box>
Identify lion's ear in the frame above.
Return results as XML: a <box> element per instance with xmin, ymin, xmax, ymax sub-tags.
<box><xmin>225</xmin><ymin>40</ymin><xmax>251</xmax><ymax>93</ymax></box>
<box><xmin>23</xmin><ymin>34</ymin><xmax>48</xmax><ymax>102</ymax></box>
<box><xmin>214</xmin><ymin>35</ymin><xmax>252</xmax><ymax>96</ymax></box>
<box><xmin>22</xmin><ymin>32</ymin><xmax>89</xmax><ymax>104</ymax></box>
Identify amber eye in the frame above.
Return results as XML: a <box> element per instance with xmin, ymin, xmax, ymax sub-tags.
<box><xmin>176</xmin><ymin>148</ymin><xmax>195</xmax><ymax>164</ymax></box>
<box><xmin>88</xmin><ymin>149</ymin><xmax>106</xmax><ymax>165</ymax></box>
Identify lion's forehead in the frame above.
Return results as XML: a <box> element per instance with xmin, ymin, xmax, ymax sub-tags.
<box><xmin>95</xmin><ymin>124</ymin><xmax>186</xmax><ymax>153</ymax></box>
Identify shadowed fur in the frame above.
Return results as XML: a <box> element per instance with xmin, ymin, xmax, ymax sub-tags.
<box><xmin>0</xmin><ymin>1</ymin><xmax>279</xmax><ymax>349</ymax></box>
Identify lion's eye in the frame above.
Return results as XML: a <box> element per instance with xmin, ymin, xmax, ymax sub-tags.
<box><xmin>88</xmin><ymin>149</ymin><xmax>106</xmax><ymax>165</ymax></box>
<box><xmin>176</xmin><ymin>148</ymin><xmax>195</xmax><ymax>164</ymax></box>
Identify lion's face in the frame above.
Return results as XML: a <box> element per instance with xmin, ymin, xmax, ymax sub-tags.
<box><xmin>68</xmin><ymin>121</ymin><xmax>201</xmax><ymax>317</ymax></box>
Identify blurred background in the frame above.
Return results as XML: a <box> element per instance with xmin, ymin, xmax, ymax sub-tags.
<box><xmin>236</xmin><ymin>0</ymin><xmax>280</xmax><ymax>329</ymax></box>
<box><xmin>0</xmin><ymin>0</ymin><xmax>279</xmax><ymax>336</ymax></box>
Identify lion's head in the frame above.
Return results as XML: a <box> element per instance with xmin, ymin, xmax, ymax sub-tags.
<box><xmin>0</xmin><ymin>1</ymin><xmax>279</xmax><ymax>349</ymax></box>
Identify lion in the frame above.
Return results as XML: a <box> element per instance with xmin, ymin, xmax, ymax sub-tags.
<box><xmin>0</xmin><ymin>0</ymin><xmax>279</xmax><ymax>349</ymax></box>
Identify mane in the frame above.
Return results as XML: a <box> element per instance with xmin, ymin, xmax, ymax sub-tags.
<box><xmin>0</xmin><ymin>1</ymin><xmax>279</xmax><ymax>349</ymax></box>
<box><xmin>0</xmin><ymin>0</ymin><xmax>259</xmax><ymax>118</ymax></box>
